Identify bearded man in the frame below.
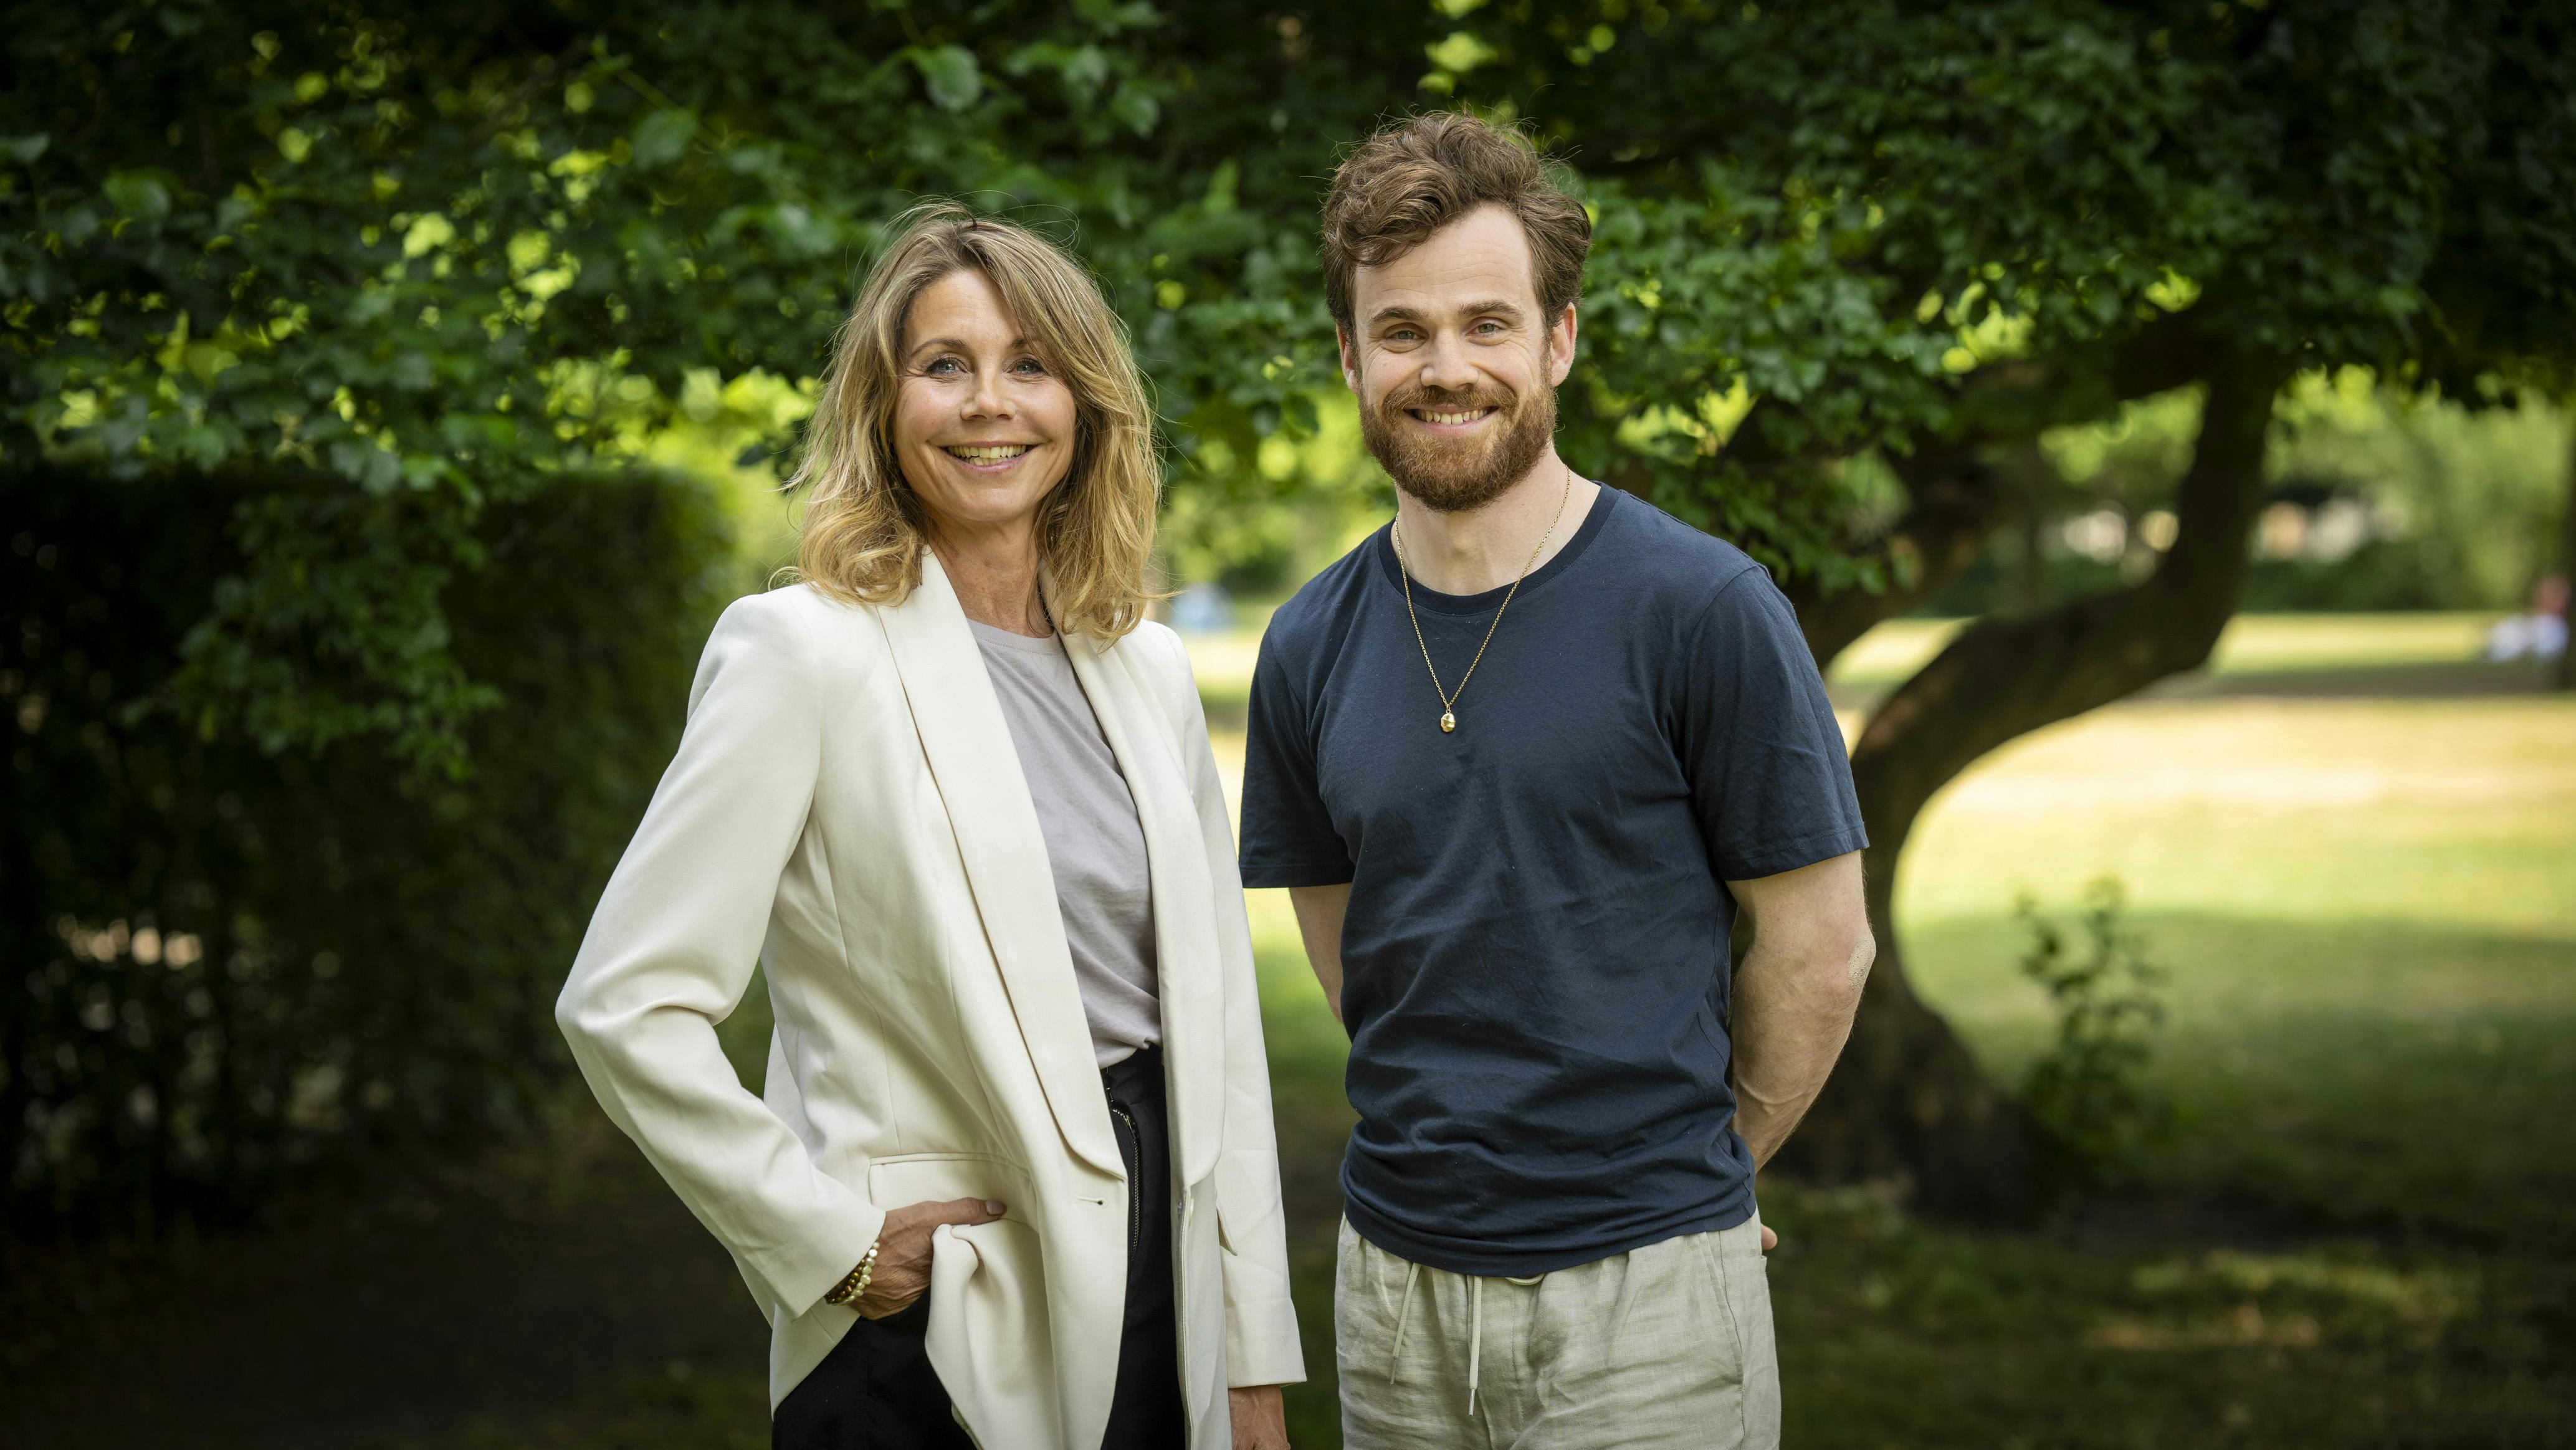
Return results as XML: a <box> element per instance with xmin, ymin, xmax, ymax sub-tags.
<box><xmin>1238</xmin><ymin>112</ymin><xmax>1876</xmax><ymax>1449</ymax></box>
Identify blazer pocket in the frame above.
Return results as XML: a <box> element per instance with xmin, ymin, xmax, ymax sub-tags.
<box><xmin>866</xmin><ymin>1151</ymin><xmax>1033</xmax><ymax>1221</ymax></box>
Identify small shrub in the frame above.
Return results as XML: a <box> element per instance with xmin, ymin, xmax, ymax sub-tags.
<box><xmin>2015</xmin><ymin>877</ymin><xmax>2173</xmax><ymax>1201</ymax></box>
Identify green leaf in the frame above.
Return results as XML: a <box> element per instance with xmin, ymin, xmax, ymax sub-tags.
<box><xmin>1109</xmin><ymin>85</ymin><xmax>1160</xmax><ymax>136</ymax></box>
<box><xmin>330</xmin><ymin>439</ymin><xmax>405</xmax><ymax>494</ymax></box>
<box><xmin>1</xmin><ymin>132</ymin><xmax>47</xmax><ymax>165</ymax></box>
<box><xmin>1424</xmin><ymin>31</ymin><xmax>1499</xmax><ymax>73</ymax></box>
<box><xmin>911</xmin><ymin>44</ymin><xmax>983</xmax><ymax>110</ymax></box>
<box><xmin>631</xmin><ymin>108</ymin><xmax>699</xmax><ymax>169</ymax></box>
<box><xmin>1072</xmin><ymin>0</ymin><xmax>1161</xmax><ymax>32</ymax></box>
<box><xmin>103</xmin><ymin>172</ymin><xmax>172</xmax><ymax>224</ymax></box>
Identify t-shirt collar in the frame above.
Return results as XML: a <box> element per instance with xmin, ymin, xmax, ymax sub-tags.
<box><xmin>1371</xmin><ymin>481</ymin><xmax>1620</xmax><ymax>615</ymax></box>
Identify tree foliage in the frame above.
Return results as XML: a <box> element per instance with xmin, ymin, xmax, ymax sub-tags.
<box><xmin>7</xmin><ymin>0</ymin><xmax>2568</xmax><ymax>769</ymax></box>
<box><xmin>1</xmin><ymin>0</ymin><xmax>1380</xmax><ymax>770</ymax></box>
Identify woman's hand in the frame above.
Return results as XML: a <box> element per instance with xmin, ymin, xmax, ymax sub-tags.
<box><xmin>855</xmin><ymin>1196</ymin><xmax>1007</xmax><ymax>1319</ymax></box>
<box><xmin>1229</xmin><ymin>1384</ymin><xmax>1289</xmax><ymax>1449</ymax></box>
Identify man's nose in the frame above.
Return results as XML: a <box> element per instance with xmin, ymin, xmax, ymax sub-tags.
<box><xmin>1416</xmin><ymin>331</ymin><xmax>1481</xmax><ymax>393</ymax></box>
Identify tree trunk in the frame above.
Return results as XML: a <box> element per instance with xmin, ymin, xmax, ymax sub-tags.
<box><xmin>2011</xmin><ymin>442</ymin><xmax>2053</xmax><ymax>614</ymax></box>
<box><xmin>2557</xmin><ymin>419</ymin><xmax>2574</xmax><ymax>690</ymax></box>
<box><xmin>1772</xmin><ymin>343</ymin><xmax>2291</xmax><ymax>1216</ymax></box>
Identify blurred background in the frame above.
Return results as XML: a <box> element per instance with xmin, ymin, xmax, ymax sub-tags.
<box><xmin>4</xmin><ymin>2</ymin><xmax>2571</xmax><ymax>1446</ymax></box>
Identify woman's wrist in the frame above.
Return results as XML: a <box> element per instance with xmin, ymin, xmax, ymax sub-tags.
<box><xmin>821</xmin><ymin>1238</ymin><xmax>882</xmax><ymax>1308</ymax></box>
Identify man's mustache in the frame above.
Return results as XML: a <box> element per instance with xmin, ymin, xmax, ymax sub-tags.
<box><xmin>1382</xmin><ymin>385</ymin><xmax>1518</xmax><ymax>416</ymax></box>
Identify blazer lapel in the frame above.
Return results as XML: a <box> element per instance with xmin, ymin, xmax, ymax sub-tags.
<box><xmin>875</xmin><ymin>554</ymin><xmax>1123</xmax><ymax>1178</ymax></box>
<box><xmin>1060</xmin><ymin>621</ymin><xmax>1226</xmax><ymax>1188</ymax></box>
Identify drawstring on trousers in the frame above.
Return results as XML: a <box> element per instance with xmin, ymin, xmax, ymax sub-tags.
<box><xmin>1383</xmin><ymin>1248</ymin><xmax>1545</xmax><ymax>1421</ymax></box>
<box><xmin>1466</xmin><ymin>1276</ymin><xmax>1485</xmax><ymax>1416</ymax></box>
<box><xmin>1391</xmin><ymin>1259</ymin><xmax>1421</xmax><ymax>1360</ymax></box>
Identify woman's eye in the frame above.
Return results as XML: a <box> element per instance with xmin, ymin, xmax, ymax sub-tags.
<box><xmin>1010</xmin><ymin>356</ymin><xmax>1047</xmax><ymax>375</ymax></box>
<box><xmin>924</xmin><ymin>357</ymin><xmax>963</xmax><ymax>376</ymax></box>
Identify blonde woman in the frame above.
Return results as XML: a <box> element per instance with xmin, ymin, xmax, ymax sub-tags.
<box><xmin>556</xmin><ymin>205</ymin><xmax>1302</xmax><ymax>1450</ymax></box>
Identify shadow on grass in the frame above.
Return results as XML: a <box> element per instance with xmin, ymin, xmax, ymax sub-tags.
<box><xmin>1760</xmin><ymin>1178</ymin><xmax>2572</xmax><ymax>1450</ymax></box>
<box><xmin>1906</xmin><ymin>910</ymin><xmax>2576</xmax><ymax>1250</ymax></box>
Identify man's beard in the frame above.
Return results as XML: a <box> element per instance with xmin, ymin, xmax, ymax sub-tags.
<box><xmin>1359</xmin><ymin>380</ymin><xmax>1555</xmax><ymax>513</ymax></box>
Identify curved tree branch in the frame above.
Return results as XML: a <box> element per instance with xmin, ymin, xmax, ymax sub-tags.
<box><xmin>1847</xmin><ymin>339</ymin><xmax>2291</xmax><ymax>851</ymax></box>
<box><xmin>1776</xmin><ymin>337</ymin><xmax>2292</xmax><ymax>1214</ymax></box>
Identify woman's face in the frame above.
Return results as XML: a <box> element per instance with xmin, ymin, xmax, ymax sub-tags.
<box><xmin>891</xmin><ymin>267</ymin><xmax>1079</xmax><ymax>543</ymax></box>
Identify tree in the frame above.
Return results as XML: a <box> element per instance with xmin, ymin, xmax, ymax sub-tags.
<box><xmin>10</xmin><ymin>0</ymin><xmax>2573</xmax><ymax>1214</ymax></box>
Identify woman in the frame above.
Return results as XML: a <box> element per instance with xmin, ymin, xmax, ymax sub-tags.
<box><xmin>555</xmin><ymin>205</ymin><xmax>1303</xmax><ymax>1450</ymax></box>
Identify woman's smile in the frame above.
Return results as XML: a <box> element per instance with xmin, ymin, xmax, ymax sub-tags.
<box><xmin>941</xmin><ymin>442</ymin><xmax>1041</xmax><ymax>472</ymax></box>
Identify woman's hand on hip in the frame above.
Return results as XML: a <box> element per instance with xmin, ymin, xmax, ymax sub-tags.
<box><xmin>1229</xmin><ymin>1385</ymin><xmax>1289</xmax><ymax>1449</ymax></box>
<box><xmin>856</xmin><ymin>1196</ymin><xmax>1006</xmax><ymax>1319</ymax></box>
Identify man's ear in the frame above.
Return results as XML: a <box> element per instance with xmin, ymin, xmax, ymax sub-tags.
<box><xmin>1336</xmin><ymin>325</ymin><xmax>1359</xmax><ymax>392</ymax></box>
<box><xmin>1547</xmin><ymin>302</ymin><xmax>1579</xmax><ymax>388</ymax></box>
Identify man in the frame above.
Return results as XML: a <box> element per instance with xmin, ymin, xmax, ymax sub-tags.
<box><xmin>1239</xmin><ymin>112</ymin><xmax>1875</xmax><ymax>1449</ymax></box>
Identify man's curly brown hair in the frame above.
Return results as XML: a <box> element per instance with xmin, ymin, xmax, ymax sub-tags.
<box><xmin>1319</xmin><ymin>112</ymin><xmax>1593</xmax><ymax>339</ymax></box>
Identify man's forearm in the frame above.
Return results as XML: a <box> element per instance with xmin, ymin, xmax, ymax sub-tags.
<box><xmin>1287</xmin><ymin>883</ymin><xmax>1352</xmax><ymax>1024</ymax></box>
<box><xmin>1730</xmin><ymin>930</ymin><xmax>1873</xmax><ymax>1168</ymax></box>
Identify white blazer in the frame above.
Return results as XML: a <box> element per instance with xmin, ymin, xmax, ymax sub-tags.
<box><xmin>555</xmin><ymin>553</ymin><xmax>1305</xmax><ymax>1450</ymax></box>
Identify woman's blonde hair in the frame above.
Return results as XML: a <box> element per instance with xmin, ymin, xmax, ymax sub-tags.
<box><xmin>789</xmin><ymin>202</ymin><xmax>1160</xmax><ymax>639</ymax></box>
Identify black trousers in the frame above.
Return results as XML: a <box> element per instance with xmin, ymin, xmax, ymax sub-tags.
<box><xmin>773</xmin><ymin>1044</ymin><xmax>1187</xmax><ymax>1450</ymax></box>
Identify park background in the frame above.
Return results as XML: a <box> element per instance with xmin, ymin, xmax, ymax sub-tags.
<box><xmin>4</xmin><ymin>1</ymin><xmax>2572</xmax><ymax>1446</ymax></box>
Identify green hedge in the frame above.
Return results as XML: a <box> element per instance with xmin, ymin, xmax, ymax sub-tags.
<box><xmin>1</xmin><ymin>465</ymin><xmax>734</xmax><ymax>1236</ymax></box>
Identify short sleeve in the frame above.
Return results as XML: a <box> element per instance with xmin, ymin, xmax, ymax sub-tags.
<box><xmin>1238</xmin><ymin>629</ymin><xmax>1355</xmax><ymax>887</ymax></box>
<box><xmin>1679</xmin><ymin>569</ymin><xmax>1870</xmax><ymax>881</ymax></box>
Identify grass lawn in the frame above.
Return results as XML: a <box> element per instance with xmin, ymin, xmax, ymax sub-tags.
<box><xmin>1195</xmin><ymin>613</ymin><xmax>2576</xmax><ymax>1448</ymax></box>
<box><xmin>1827</xmin><ymin>611</ymin><xmax>2509</xmax><ymax>690</ymax></box>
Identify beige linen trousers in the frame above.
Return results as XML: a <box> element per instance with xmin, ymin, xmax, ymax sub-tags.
<box><xmin>1335</xmin><ymin>1213</ymin><xmax>1780</xmax><ymax>1449</ymax></box>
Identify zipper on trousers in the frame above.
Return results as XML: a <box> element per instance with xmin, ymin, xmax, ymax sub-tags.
<box><xmin>1107</xmin><ymin>1098</ymin><xmax>1143</xmax><ymax>1254</ymax></box>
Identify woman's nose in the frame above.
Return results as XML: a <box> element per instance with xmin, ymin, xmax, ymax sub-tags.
<box><xmin>963</xmin><ymin>366</ymin><xmax>1011</xmax><ymax>420</ymax></box>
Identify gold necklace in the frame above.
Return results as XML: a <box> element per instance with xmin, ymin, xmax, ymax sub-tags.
<box><xmin>1391</xmin><ymin>463</ymin><xmax>1573</xmax><ymax>734</ymax></box>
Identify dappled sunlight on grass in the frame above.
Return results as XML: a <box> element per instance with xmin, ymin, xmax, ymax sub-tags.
<box><xmin>2094</xmin><ymin>1249</ymin><xmax>2476</xmax><ymax>1353</ymax></box>
<box><xmin>1899</xmin><ymin>697</ymin><xmax>2576</xmax><ymax>932</ymax></box>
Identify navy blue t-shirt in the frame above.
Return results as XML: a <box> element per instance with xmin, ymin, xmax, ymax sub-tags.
<box><xmin>1239</xmin><ymin>486</ymin><xmax>1867</xmax><ymax>1277</ymax></box>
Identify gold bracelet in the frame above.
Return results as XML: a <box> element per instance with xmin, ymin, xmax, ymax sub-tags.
<box><xmin>823</xmin><ymin>1239</ymin><xmax>880</xmax><ymax>1308</ymax></box>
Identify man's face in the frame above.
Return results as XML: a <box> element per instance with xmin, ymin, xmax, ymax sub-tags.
<box><xmin>1340</xmin><ymin>203</ymin><xmax>1578</xmax><ymax>513</ymax></box>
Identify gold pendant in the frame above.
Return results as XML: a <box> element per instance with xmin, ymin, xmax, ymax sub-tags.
<box><xmin>1440</xmin><ymin>710</ymin><xmax>1456</xmax><ymax>733</ymax></box>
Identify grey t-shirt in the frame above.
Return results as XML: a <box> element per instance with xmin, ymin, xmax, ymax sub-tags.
<box><xmin>968</xmin><ymin>619</ymin><xmax>1162</xmax><ymax>1067</ymax></box>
